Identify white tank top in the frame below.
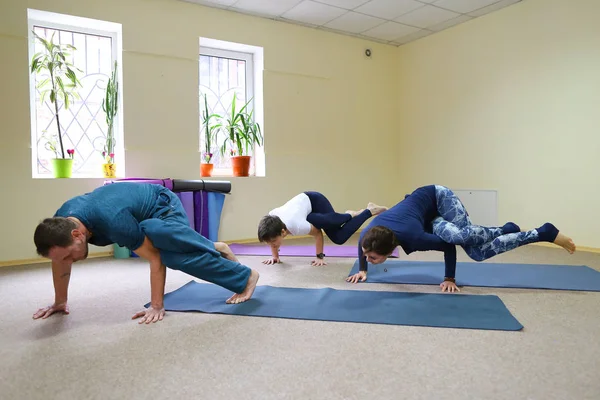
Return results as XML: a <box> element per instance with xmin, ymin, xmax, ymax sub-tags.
<box><xmin>268</xmin><ymin>193</ymin><xmax>312</xmax><ymax>236</ymax></box>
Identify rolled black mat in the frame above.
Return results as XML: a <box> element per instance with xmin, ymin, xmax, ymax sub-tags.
<box><xmin>171</xmin><ymin>179</ymin><xmax>231</xmax><ymax>193</ymax></box>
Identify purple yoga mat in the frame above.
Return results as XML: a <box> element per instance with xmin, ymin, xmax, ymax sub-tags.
<box><xmin>176</xmin><ymin>192</ymin><xmax>195</xmax><ymax>228</ymax></box>
<box><xmin>193</xmin><ymin>191</ymin><xmax>210</xmax><ymax>238</ymax></box>
<box><xmin>228</xmin><ymin>244</ymin><xmax>400</xmax><ymax>258</ymax></box>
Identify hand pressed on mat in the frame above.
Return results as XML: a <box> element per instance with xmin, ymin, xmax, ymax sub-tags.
<box><xmin>33</xmin><ymin>302</ymin><xmax>69</xmax><ymax>319</ymax></box>
<box><xmin>263</xmin><ymin>257</ymin><xmax>281</xmax><ymax>265</ymax></box>
<box><xmin>132</xmin><ymin>306</ymin><xmax>165</xmax><ymax>324</ymax></box>
<box><xmin>311</xmin><ymin>258</ymin><xmax>327</xmax><ymax>267</ymax></box>
<box><xmin>440</xmin><ymin>280</ymin><xmax>460</xmax><ymax>293</ymax></box>
<box><xmin>346</xmin><ymin>271</ymin><xmax>367</xmax><ymax>284</ymax></box>
<box><xmin>263</xmin><ymin>244</ymin><xmax>281</xmax><ymax>265</ymax></box>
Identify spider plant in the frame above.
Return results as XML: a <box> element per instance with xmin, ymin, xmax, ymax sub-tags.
<box><xmin>201</xmin><ymin>93</ymin><xmax>221</xmax><ymax>163</ymax></box>
<box><xmin>219</xmin><ymin>93</ymin><xmax>263</xmax><ymax>158</ymax></box>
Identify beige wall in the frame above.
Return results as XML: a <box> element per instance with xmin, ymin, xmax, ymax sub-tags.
<box><xmin>0</xmin><ymin>0</ymin><xmax>400</xmax><ymax>263</ymax></box>
<box><xmin>3</xmin><ymin>0</ymin><xmax>599</xmax><ymax>264</ymax></box>
<box><xmin>395</xmin><ymin>0</ymin><xmax>600</xmax><ymax>248</ymax></box>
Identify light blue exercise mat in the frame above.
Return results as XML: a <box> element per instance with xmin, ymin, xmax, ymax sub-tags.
<box><xmin>150</xmin><ymin>281</ymin><xmax>524</xmax><ymax>331</ymax></box>
<box><xmin>348</xmin><ymin>260</ymin><xmax>600</xmax><ymax>291</ymax></box>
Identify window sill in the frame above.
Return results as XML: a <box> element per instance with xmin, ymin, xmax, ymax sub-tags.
<box><xmin>202</xmin><ymin>174</ymin><xmax>265</xmax><ymax>179</ymax></box>
<box><xmin>203</xmin><ymin>166</ymin><xmax>265</xmax><ymax>179</ymax></box>
<box><xmin>32</xmin><ymin>175</ymin><xmax>125</xmax><ymax>179</ymax></box>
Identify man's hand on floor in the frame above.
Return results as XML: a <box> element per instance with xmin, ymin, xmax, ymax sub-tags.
<box><xmin>32</xmin><ymin>302</ymin><xmax>69</xmax><ymax>319</ymax></box>
<box><xmin>132</xmin><ymin>306</ymin><xmax>165</xmax><ymax>324</ymax></box>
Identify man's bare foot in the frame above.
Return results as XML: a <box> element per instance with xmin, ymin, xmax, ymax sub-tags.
<box><xmin>554</xmin><ymin>232</ymin><xmax>576</xmax><ymax>254</ymax></box>
<box><xmin>214</xmin><ymin>242</ymin><xmax>239</xmax><ymax>262</ymax></box>
<box><xmin>226</xmin><ymin>269</ymin><xmax>260</xmax><ymax>304</ymax></box>
<box><xmin>367</xmin><ymin>202</ymin><xmax>388</xmax><ymax>216</ymax></box>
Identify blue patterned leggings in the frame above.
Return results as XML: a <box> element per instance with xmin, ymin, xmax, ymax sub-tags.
<box><xmin>432</xmin><ymin>186</ymin><xmax>543</xmax><ymax>262</ymax></box>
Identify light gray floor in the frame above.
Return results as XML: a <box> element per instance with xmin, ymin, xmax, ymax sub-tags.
<box><xmin>1</xmin><ymin>237</ymin><xmax>599</xmax><ymax>400</ymax></box>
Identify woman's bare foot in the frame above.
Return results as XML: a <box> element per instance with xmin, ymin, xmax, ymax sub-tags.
<box><xmin>553</xmin><ymin>232</ymin><xmax>576</xmax><ymax>254</ymax></box>
<box><xmin>367</xmin><ymin>202</ymin><xmax>388</xmax><ymax>216</ymax></box>
<box><xmin>346</xmin><ymin>209</ymin><xmax>366</xmax><ymax>218</ymax></box>
<box><xmin>226</xmin><ymin>269</ymin><xmax>260</xmax><ymax>304</ymax></box>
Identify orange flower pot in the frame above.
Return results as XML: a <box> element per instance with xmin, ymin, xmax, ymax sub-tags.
<box><xmin>200</xmin><ymin>163</ymin><xmax>213</xmax><ymax>177</ymax></box>
<box><xmin>231</xmin><ymin>156</ymin><xmax>251</xmax><ymax>177</ymax></box>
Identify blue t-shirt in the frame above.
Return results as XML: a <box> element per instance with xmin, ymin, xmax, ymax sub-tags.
<box><xmin>358</xmin><ymin>185</ymin><xmax>457</xmax><ymax>278</ymax></box>
<box><xmin>54</xmin><ymin>183</ymin><xmax>164</xmax><ymax>250</ymax></box>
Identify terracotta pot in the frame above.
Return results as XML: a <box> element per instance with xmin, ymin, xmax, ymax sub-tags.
<box><xmin>200</xmin><ymin>163</ymin><xmax>214</xmax><ymax>177</ymax></box>
<box><xmin>102</xmin><ymin>163</ymin><xmax>116</xmax><ymax>178</ymax></box>
<box><xmin>231</xmin><ymin>156</ymin><xmax>251</xmax><ymax>177</ymax></box>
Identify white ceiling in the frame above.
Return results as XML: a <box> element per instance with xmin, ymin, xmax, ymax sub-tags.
<box><xmin>180</xmin><ymin>0</ymin><xmax>523</xmax><ymax>46</ymax></box>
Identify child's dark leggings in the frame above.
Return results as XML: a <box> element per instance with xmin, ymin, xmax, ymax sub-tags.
<box><xmin>304</xmin><ymin>191</ymin><xmax>372</xmax><ymax>245</ymax></box>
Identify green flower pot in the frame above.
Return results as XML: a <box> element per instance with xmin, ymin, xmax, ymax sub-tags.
<box><xmin>52</xmin><ymin>158</ymin><xmax>73</xmax><ymax>178</ymax></box>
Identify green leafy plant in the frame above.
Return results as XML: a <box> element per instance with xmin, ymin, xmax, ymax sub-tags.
<box><xmin>30</xmin><ymin>31</ymin><xmax>82</xmax><ymax>159</ymax></box>
<box><xmin>42</xmin><ymin>132</ymin><xmax>74</xmax><ymax>159</ymax></box>
<box><xmin>201</xmin><ymin>93</ymin><xmax>221</xmax><ymax>164</ymax></box>
<box><xmin>101</xmin><ymin>61</ymin><xmax>119</xmax><ymax>164</ymax></box>
<box><xmin>219</xmin><ymin>93</ymin><xmax>263</xmax><ymax>158</ymax></box>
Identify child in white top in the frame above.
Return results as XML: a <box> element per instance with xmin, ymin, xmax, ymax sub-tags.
<box><xmin>258</xmin><ymin>191</ymin><xmax>387</xmax><ymax>266</ymax></box>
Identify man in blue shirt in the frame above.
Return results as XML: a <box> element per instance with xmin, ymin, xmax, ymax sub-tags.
<box><xmin>32</xmin><ymin>183</ymin><xmax>259</xmax><ymax>324</ymax></box>
<box><xmin>347</xmin><ymin>185</ymin><xmax>576</xmax><ymax>292</ymax></box>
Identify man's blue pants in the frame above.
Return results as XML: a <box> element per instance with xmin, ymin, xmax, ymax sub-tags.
<box><xmin>139</xmin><ymin>188</ymin><xmax>250</xmax><ymax>294</ymax></box>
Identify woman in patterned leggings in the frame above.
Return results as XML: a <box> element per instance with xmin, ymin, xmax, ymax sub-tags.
<box><xmin>348</xmin><ymin>185</ymin><xmax>576</xmax><ymax>293</ymax></box>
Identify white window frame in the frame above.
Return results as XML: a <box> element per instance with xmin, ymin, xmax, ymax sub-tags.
<box><xmin>27</xmin><ymin>9</ymin><xmax>124</xmax><ymax>179</ymax></box>
<box><xmin>200</xmin><ymin>47</ymin><xmax>254</xmax><ymax>176</ymax></box>
<box><xmin>199</xmin><ymin>37</ymin><xmax>265</xmax><ymax>177</ymax></box>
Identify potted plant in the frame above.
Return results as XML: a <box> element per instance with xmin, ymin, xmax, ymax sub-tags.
<box><xmin>101</xmin><ymin>61</ymin><xmax>118</xmax><ymax>178</ymax></box>
<box><xmin>30</xmin><ymin>31</ymin><xmax>82</xmax><ymax>178</ymax></box>
<box><xmin>219</xmin><ymin>93</ymin><xmax>263</xmax><ymax>177</ymax></box>
<box><xmin>200</xmin><ymin>93</ymin><xmax>221</xmax><ymax>177</ymax></box>
<box><xmin>43</xmin><ymin>132</ymin><xmax>75</xmax><ymax>177</ymax></box>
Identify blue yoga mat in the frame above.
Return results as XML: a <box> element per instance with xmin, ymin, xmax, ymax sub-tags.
<box><xmin>152</xmin><ymin>281</ymin><xmax>523</xmax><ymax>331</ymax></box>
<box><xmin>207</xmin><ymin>192</ymin><xmax>225</xmax><ymax>241</ymax></box>
<box><xmin>348</xmin><ymin>260</ymin><xmax>600</xmax><ymax>291</ymax></box>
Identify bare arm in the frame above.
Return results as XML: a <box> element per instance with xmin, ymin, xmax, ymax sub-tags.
<box><xmin>52</xmin><ymin>260</ymin><xmax>72</xmax><ymax>305</ymax></box>
<box><xmin>32</xmin><ymin>261</ymin><xmax>72</xmax><ymax>319</ymax></box>
<box><xmin>309</xmin><ymin>225</ymin><xmax>324</xmax><ymax>255</ymax></box>
<box><xmin>262</xmin><ymin>243</ymin><xmax>281</xmax><ymax>265</ymax></box>
<box><xmin>308</xmin><ymin>225</ymin><xmax>326</xmax><ymax>266</ymax></box>
<box><xmin>133</xmin><ymin>236</ymin><xmax>165</xmax><ymax>309</ymax></box>
<box><xmin>270</xmin><ymin>244</ymin><xmax>279</xmax><ymax>259</ymax></box>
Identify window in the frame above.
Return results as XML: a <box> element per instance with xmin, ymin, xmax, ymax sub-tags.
<box><xmin>200</xmin><ymin>48</ymin><xmax>253</xmax><ymax>174</ymax></box>
<box><xmin>28</xmin><ymin>9</ymin><xmax>123</xmax><ymax>178</ymax></box>
<box><xmin>199</xmin><ymin>38</ymin><xmax>264</xmax><ymax>177</ymax></box>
